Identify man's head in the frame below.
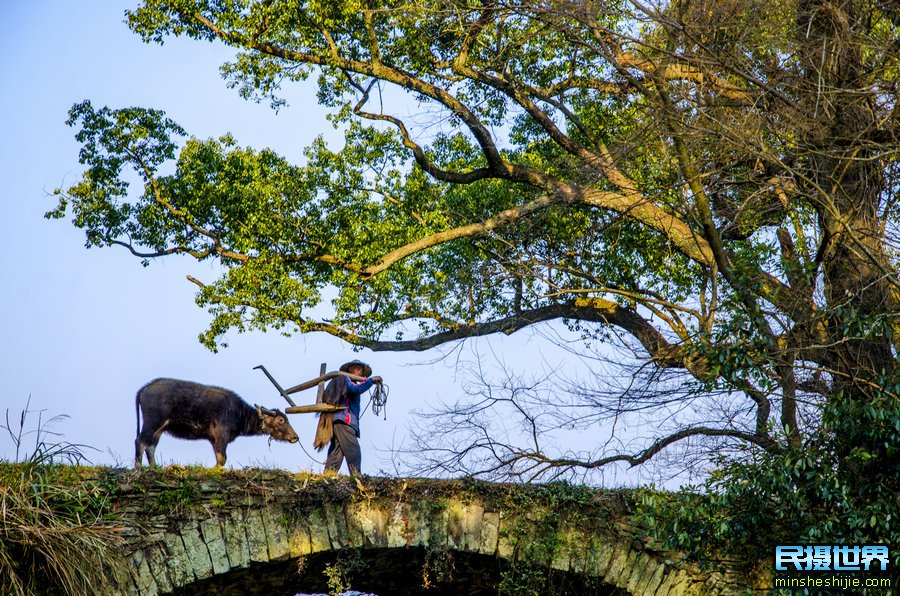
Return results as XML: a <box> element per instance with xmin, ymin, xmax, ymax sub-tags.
<box><xmin>340</xmin><ymin>359</ymin><xmax>372</xmax><ymax>377</ymax></box>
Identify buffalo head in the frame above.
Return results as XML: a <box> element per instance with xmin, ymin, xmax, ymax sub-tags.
<box><xmin>256</xmin><ymin>405</ymin><xmax>299</xmax><ymax>443</ymax></box>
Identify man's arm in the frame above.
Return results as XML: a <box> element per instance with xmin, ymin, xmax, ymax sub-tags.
<box><xmin>345</xmin><ymin>375</ymin><xmax>378</xmax><ymax>394</ymax></box>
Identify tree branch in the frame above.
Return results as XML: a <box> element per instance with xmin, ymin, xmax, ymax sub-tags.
<box><xmin>517</xmin><ymin>426</ymin><xmax>779</xmax><ymax>474</ymax></box>
<box><xmin>300</xmin><ymin>300</ymin><xmax>692</xmax><ymax>368</ymax></box>
<box><xmin>193</xmin><ymin>12</ymin><xmax>510</xmax><ymax>172</ymax></box>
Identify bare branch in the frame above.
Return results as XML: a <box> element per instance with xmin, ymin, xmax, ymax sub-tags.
<box><xmin>507</xmin><ymin>426</ymin><xmax>779</xmax><ymax>473</ymax></box>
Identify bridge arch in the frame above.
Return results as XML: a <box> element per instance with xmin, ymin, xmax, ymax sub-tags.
<box><xmin>107</xmin><ymin>470</ymin><xmax>747</xmax><ymax>594</ymax></box>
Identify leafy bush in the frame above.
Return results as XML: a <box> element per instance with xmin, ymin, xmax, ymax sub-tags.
<box><xmin>635</xmin><ymin>383</ymin><xmax>900</xmax><ymax>574</ymax></box>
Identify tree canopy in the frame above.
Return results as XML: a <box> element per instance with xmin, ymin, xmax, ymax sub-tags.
<box><xmin>52</xmin><ymin>0</ymin><xmax>899</xmax><ymax>555</ymax></box>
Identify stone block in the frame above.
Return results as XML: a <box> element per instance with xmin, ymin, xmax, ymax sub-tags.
<box><xmin>548</xmin><ymin>523</ymin><xmax>581</xmax><ymax>573</ymax></box>
<box><xmin>626</xmin><ymin>552</ymin><xmax>652</xmax><ymax>594</ymax></box>
<box><xmin>621</xmin><ymin>548</ymin><xmax>644</xmax><ymax>589</ymax></box>
<box><xmin>655</xmin><ymin>567</ymin><xmax>681</xmax><ymax>595</ymax></box>
<box><xmin>222</xmin><ymin>510</ymin><xmax>251</xmax><ymax>569</ymax></box>
<box><xmin>350</xmin><ymin>502</ymin><xmax>388</xmax><ymax>547</ymax></box>
<box><xmin>496</xmin><ymin>516</ymin><xmax>516</xmax><ymax>561</ymax></box>
<box><xmin>324</xmin><ymin>501</ymin><xmax>353</xmax><ymax>549</ymax></box>
<box><xmin>447</xmin><ymin>499</ymin><xmax>484</xmax><ymax>552</ymax></box>
<box><xmin>386</xmin><ymin>500</ymin><xmax>411</xmax><ymax>548</ymax></box>
<box><xmin>419</xmin><ymin>499</ymin><xmax>448</xmax><ymax>548</ymax></box>
<box><xmin>392</xmin><ymin>501</ymin><xmax>430</xmax><ymax>547</ymax></box>
<box><xmin>181</xmin><ymin>523</ymin><xmax>214</xmax><ymax>580</ymax></box>
<box><xmin>288</xmin><ymin>520</ymin><xmax>313</xmax><ymax>557</ymax></box>
<box><xmin>162</xmin><ymin>532</ymin><xmax>193</xmax><ymax>587</ymax></box>
<box><xmin>586</xmin><ymin>539</ymin><xmax>616</xmax><ymax>578</ymax></box>
<box><xmin>603</xmin><ymin>542</ymin><xmax>632</xmax><ymax>587</ymax></box>
<box><xmin>288</xmin><ymin>515</ymin><xmax>312</xmax><ymax>558</ymax></box>
<box><xmin>660</xmin><ymin>571</ymin><xmax>692</xmax><ymax>596</ymax></box>
<box><xmin>261</xmin><ymin>506</ymin><xmax>290</xmax><ymax>561</ymax></box>
<box><xmin>200</xmin><ymin>517</ymin><xmax>230</xmax><ymax>575</ymax></box>
<box><xmin>245</xmin><ymin>509</ymin><xmax>270</xmax><ymax>562</ymax></box>
<box><xmin>479</xmin><ymin>511</ymin><xmax>500</xmax><ymax>555</ymax></box>
<box><xmin>563</xmin><ymin>527</ymin><xmax>596</xmax><ymax>575</ymax></box>
<box><xmin>307</xmin><ymin>506</ymin><xmax>332</xmax><ymax>553</ymax></box>
<box><xmin>143</xmin><ymin>543</ymin><xmax>174</xmax><ymax>593</ymax></box>
<box><xmin>129</xmin><ymin>549</ymin><xmax>158</xmax><ymax>596</ymax></box>
<box><xmin>106</xmin><ymin>552</ymin><xmax>136</xmax><ymax>596</ymax></box>
<box><xmin>342</xmin><ymin>502</ymin><xmax>368</xmax><ymax>546</ymax></box>
<box><xmin>636</xmin><ymin>558</ymin><xmax>666</xmax><ymax>595</ymax></box>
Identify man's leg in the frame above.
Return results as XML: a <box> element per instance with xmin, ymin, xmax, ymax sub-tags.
<box><xmin>329</xmin><ymin>422</ymin><xmax>361</xmax><ymax>475</ymax></box>
<box><xmin>343</xmin><ymin>430</ymin><xmax>361</xmax><ymax>475</ymax></box>
<box><xmin>324</xmin><ymin>424</ymin><xmax>345</xmax><ymax>472</ymax></box>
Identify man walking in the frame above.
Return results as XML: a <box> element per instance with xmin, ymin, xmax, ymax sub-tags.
<box><xmin>318</xmin><ymin>359</ymin><xmax>382</xmax><ymax>475</ymax></box>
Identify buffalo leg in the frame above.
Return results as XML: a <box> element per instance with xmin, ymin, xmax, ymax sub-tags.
<box><xmin>136</xmin><ymin>419</ymin><xmax>168</xmax><ymax>467</ymax></box>
<box><xmin>136</xmin><ymin>436</ymin><xmax>160</xmax><ymax>467</ymax></box>
<box><xmin>212</xmin><ymin>437</ymin><xmax>228</xmax><ymax>467</ymax></box>
<box><xmin>134</xmin><ymin>439</ymin><xmax>145</xmax><ymax>468</ymax></box>
<box><xmin>145</xmin><ymin>444</ymin><xmax>158</xmax><ymax>466</ymax></box>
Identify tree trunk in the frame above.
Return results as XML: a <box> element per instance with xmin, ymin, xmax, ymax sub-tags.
<box><xmin>798</xmin><ymin>0</ymin><xmax>897</xmax><ymax>388</ymax></box>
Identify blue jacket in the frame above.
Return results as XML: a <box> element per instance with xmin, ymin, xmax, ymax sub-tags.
<box><xmin>323</xmin><ymin>375</ymin><xmax>374</xmax><ymax>436</ymax></box>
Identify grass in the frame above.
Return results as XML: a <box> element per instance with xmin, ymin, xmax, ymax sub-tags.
<box><xmin>0</xmin><ymin>397</ymin><xmax>128</xmax><ymax>596</ymax></box>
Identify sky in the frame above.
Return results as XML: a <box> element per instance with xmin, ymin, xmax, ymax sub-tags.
<box><xmin>0</xmin><ymin>0</ymin><xmax>516</xmax><ymax>475</ymax></box>
<box><xmin>0</xmin><ymin>2</ymin><xmax>667</xmax><ymax>485</ymax></box>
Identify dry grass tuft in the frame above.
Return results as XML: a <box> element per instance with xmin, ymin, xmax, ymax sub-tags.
<box><xmin>0</xmin><ymin>398</ymin><xmax>129</xmax><ymax>595</ymax></box>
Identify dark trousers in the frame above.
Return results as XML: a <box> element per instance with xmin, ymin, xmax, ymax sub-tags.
<box><xmin>324</xmin><ymin>421</ymin><xmax>361</xmax><ymax>475</ymax></box>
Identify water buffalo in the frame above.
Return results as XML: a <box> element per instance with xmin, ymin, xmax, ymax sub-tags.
<box><xmin>134</xmin><ymin>378</ymin><xmax>299</xmax><ymax>467</ymax></box>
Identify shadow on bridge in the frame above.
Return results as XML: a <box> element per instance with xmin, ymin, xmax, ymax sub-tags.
<box><xmin>171</xmin><ymin>546</ymin><xmax>628</xmax><ymax>595</ymax></box>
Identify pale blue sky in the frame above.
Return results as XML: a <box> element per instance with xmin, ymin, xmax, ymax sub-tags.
<box><xmin>0</xmin><ymin>2</ymin><xmax>664</xmax><ymax>485</ymax></box>
<box><xmin>0</xmin><ymin>1</ymin><xmax>445</xmax><ymax>471</ymax></box>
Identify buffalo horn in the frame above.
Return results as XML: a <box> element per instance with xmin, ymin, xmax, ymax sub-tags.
<box><xmin>256</xmin><ymin>405</ymin><xmax>276</xmax><ymax>416</ymax></box>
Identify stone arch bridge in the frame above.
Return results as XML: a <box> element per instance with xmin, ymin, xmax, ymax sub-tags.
<box><xmin>103</xmin><ymin>469</ymin><xmax>752</xmax><ymax>595</ymax></box>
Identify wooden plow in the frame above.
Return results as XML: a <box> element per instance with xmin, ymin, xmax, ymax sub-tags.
<box><xmin>253</xmin><ymin>363</ymin><xmax>365</xmax><ymax>414</ymax></box>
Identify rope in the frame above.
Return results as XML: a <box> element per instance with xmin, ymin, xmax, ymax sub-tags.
<box><xmin>361</xmin><ymin>383</ymin><xmax>389</xmax><ymax>420</ymax></box>
<box><xmin>298</xmin><ymin>437</ymin><xmax>326</xmax><ymax>466</ymax></box>
<box><xmin>272</xmin><ymin>434</ymin><xmax>326</xmax><ymax>466</ymax></box>
<box><xmin>371</xmin><ymin>383</ymin><xmax>389</xmax><ymax>419</ymax></box>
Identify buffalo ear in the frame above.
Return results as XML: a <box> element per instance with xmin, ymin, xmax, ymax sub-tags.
<box><xmin>256</xmin><ymin>405</ymin><xmax>264</xmax><ymax>418</ymax></box>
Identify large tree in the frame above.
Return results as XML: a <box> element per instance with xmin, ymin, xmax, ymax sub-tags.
<box><xmin>53</xmin><ymin>0</ymin><xmax>898</xmax><ymax>517</ymax></box>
